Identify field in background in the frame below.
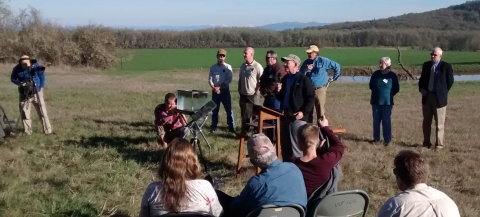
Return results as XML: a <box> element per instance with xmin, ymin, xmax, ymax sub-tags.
<box><xmin>1</xmin><ymin>66</ymin><xmax>479</xmax><ymax>217</ymax></box>
<box><xmin>116</xmin><ymin>47</ymin><xmax>480</xmax><ymax>74</ymax></box>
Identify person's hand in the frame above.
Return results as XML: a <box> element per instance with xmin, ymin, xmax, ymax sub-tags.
<box><xmin>276</xmin><ymin>83</ymin><xmax>282</xmax><ymax>92</ymax></box>
<box><xmin>420</xmin><ymin>89</ymin><xmax>427</xmax><ymax>96</ymax></box>
<box><xmin>255</xmin><ymin>90</ymin><xmax>260</xmax><ymax>95</ymax></box>
<box><xmin>317</xmin><ymin>116</ymin><xmax>329</xmax><ymax>127</ymax></box>
<box><xmin>294</xmin><ymin>111</ymin><xmax>304</xmax><ymax>120</ymax></box>
<box><xmin>307</xmin><ymin>64</ymin><xmax>314</xmax><ymax>71</ymax></box>
<box><xmin>328</xmin><ymin>77</ymin><xmax>334</xmax><ymax>82</ymax></box>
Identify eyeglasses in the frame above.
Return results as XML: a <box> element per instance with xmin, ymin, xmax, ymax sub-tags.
<box><xmin>430</xmin><ymin>53</ymin><xmax>438</xmax><ymax>57</ymax></box>
<box><xmin>218</xmin><ymin>54</ymin><xmax>225</xmax><ymax>58</ymax></box>
<box><xmin>265</xmin><ymin>56</ymin><xmax>273</xmax><ymax>59</ymax></box>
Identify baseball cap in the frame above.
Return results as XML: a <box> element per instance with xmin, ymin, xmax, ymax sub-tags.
<box><xmin>217</xmin><ymin>49</ymin><xmax>227</xmax><ymax>55</ymax></box>
<box><xmin>305</xmin><ymin>45</ymin><xmax>319</xmax><ymax>53</ymax></box>
<box><xmin>281</xmin><ymin>54</ymin><xmax>301</xmax><ymax>65</ymax></box>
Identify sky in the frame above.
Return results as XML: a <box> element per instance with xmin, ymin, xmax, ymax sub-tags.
<box><xmin>6</xmin><ymin>0</ymin><xmax>469</xmax><ymax>27</ymax></box>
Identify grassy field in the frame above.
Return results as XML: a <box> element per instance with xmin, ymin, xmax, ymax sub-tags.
<box><xmin>116</xmin><ymin>47</ymin><xmax>480</xmax><ymax>74</ymax></box>
<box><xmin>1</xmin><ymin>65</ymin><xmax>480</xmax><ymax>217</ymax></box>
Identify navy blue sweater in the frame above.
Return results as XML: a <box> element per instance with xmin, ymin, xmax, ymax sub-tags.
<box><xmin>369</xmin><ymin>70</ymin><xmax>400</xmax><ymax>105</ymax></box>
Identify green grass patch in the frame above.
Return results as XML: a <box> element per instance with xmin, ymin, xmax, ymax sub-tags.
<box><xmin>116</xmin><ymin>47</ymin><xmax>480</xmax><ymax>73</ymax></box>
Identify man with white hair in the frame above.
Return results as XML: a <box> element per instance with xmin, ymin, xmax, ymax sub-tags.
<box><xmin>418</xmin><ymin>47</ymin><xmax>454</xmax><ymax>150</ymax></box>
<box><xmin>215</xmin><ymin>133</ymin><xmax>308</xmax><ymax>217</ymax></box>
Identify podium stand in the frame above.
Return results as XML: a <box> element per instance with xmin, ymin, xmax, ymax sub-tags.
<box><xmin>236</xmin><ymin>104</ymin><xmax>283</xmax><ymax>178</ymax></box>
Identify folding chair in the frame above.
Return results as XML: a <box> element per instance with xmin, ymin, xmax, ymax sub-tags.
<box><xmin>246</xmin><ymin>204</ymin><xmax>306</xmax><ymax>217</ymax></box>
<box><xmin>306</xmin><ymin>190</ymin><xmax>369</xmax><ymax>217</ymax></box>
<box><xmin>157</xmin><ymin>212</ymin><xmax>215</xmax><ymax>217</ymax></box>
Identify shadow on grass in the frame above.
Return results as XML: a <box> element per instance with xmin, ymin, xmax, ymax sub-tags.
<box><xmin>397</xmin><ymin>141</ymin><xmax>421</xmax><ymax>148</ymax></box>
<box><xmin>92</xmin><ymin>119</ymin><xmax>154</xmax><ymax>133</ymax></box>
<box><xmin>341</xmin><ymin>133</ymin><xmax>372</xmax><ymax>143</ymax></box>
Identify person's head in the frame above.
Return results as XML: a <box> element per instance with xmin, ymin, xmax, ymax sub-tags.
<box><xmin>158</xmin><ymin>138</ymin><xmax>201</xmax><ymax>212</ymax></box>
<box><xmin>243</xmin><ymin>47</ymin><xmax>254</xmax><ymax>63</ymax></box>
<box><xmin>247</xmin><ymin>133</ymin><xmax>277</xmax><ymax>168</ymax></box>
<box><xmin>305</xmin><ymin>45</ymin><xmax>319</xmax><ymax>60</ymax></box>
<box><xmin>430</xmin><ymin>47</ymin><xmax>443</xmax><ymax>62</ymax></box>
<box><xmin>379</xmin><ymin>57</ymin><xmax>391</xmax><ymax>70</ymax></box>
<box><xmin>164</xmin><ymin>93</ymin><xmax>176</xmax><ymax>111</ymax></box>
<box><xmin>281</xmin><ymin>54</ymin><xmax>301</xmax><ymax>74</ymax></box>
<box><xmin>19</xmin><ymin>55</ymin><xmax>31</xmax><ymax>70</ymax></box>
<box><xmin>265</xmin><ymin>50</ymin><xmax>278</xmax><ymax>66</ymax></box>
<box><xmin>216</xmin><ymin>49</ymin><xmax>227</xmax><ymax>65</ymax></box>
<box><xmin>297</xmin><ymin>124</ymin><xmax>321</xmax><ymax>152</ymax></box>
<box><xmin>393</xmin><ymin>150</ymin><xmax>429</xmax><ymax>191</ymax></box>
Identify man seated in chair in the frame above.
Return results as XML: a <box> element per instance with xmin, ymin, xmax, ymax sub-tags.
<box><xmin>293</xmin><ymin>116</ymin><xmax>346</xmax><ymax>198</ymax></box>
<box><xmin>216</xmin><ymin>134</ymin><xmax>307</xmax><ymax>217</ymax></box>
<box><xmin>378</xmin><ymin>150</ymin><xmax>460</xmax><ymax>217</ymax></box>
<box><xmin>154</xmin><ymin>93</ymin><xmax>188</xmax><ymax>147</ymax></box>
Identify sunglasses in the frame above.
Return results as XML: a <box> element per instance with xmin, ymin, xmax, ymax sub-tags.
<box><xmin>430</xmin><ymin>53</ymin><xmax>438</xmax><ymax>57</ymax></box>
<box><xmin>218</xmin><ymin>54</ymin><xmax>225</xmax><ymax>58</ymax></box>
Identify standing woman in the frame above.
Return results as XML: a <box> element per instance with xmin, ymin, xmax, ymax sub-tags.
<box><xmin>369</xmin><ymin>57</ymin><xmax>400</xmax><ymax>146</ymax></box>
<box><xmin>139</xmin><ymin>138</ymin><xmax>223</xmax><ymax>217</ymax></box>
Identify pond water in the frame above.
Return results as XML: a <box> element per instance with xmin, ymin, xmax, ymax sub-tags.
<box><xmin>336</xmin><ymin>74</ymin><xmax>480</xmax><ymax>83</ymax></box>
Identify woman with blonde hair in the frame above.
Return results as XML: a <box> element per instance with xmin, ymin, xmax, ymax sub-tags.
<box><xmin>139</xmin><ymin>138</ymin><xmax>223</xmax><ymax>217</ymax></box>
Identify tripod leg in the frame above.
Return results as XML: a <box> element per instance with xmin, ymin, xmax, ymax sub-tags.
<box><xmin>195</xmin><ymin>138</ymin><xmax>208</xmax><ymax>171</ymax></box>
<box><xmin>198</xmin><ymin>127</ymin><xmax>212</xmax><ymax>156</ymax></box>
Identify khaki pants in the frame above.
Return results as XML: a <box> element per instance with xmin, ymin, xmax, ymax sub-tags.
<box><xmin>422</xmin><ymin>93</ymin><xmax>446</xmax><ymax>147</ymax></box>
<box><xmin>19</xmin><ymin>91</ymin><xmax>52</xmax><ymax>135</ymax></box>
<box><xmin>308</xmin><ymin>87</ymin><xmax>327</xmax><ymax>123</ymax></box>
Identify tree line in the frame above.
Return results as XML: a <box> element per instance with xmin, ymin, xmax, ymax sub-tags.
<box><xmin>0</xmin><ymin>0</ymin><xmax>478</xmax><ymax>70</ymax></box>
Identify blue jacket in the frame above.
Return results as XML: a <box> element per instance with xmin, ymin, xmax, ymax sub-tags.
<box><xmin>11</xmin><ymin>63</ymin><xmax>46</xmax><ymax>92</ymax></box>
<box><xmin>369</xmin><ymin>70</ymin><xmax>400</xmax><ymax>105</ymax></box>
<box><xmin>230</xmin><ymin>159</ymin><xmax>308</xmax><ymax>216</ymax></box>
<box><xmin>300</xmin><ymin>56</ymin><xmax>341</xmax><ymax>88</ymax></box>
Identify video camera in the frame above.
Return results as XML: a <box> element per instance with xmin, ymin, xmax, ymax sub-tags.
<box><xmin>18</xmin><ymin>58</ymin><xmax>46</xmax><ymax>76</ymax></box>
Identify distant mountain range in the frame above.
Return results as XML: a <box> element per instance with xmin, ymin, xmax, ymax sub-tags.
<box><xmin>113</xmin><ymin>21</ymin><xmax>329</xmax><ymax>31</ymax></box>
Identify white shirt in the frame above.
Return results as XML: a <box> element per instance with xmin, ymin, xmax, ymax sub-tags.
<box><xmin>139</xmin><ymin>180</ymin><xmax>223</xmax><ymax>217</ymax></box>
<box><xmin>377</xmin><ymin>183</ymin><xmax>460</xmax><ymax>217</ymax></box>
<box><xmin>209</xmin><ymin>63</ymin><xmax>233</xmax><ymax>88</ymax></box>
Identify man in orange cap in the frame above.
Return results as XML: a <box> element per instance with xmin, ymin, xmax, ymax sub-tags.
<box><xmin>11</xmin><ymin>55</ymin><xmax>52</xmax><ymax>135</ymax></box>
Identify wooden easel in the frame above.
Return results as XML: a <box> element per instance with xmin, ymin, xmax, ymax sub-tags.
<box><xmin>236</xmin><ymin>104</ymin><xmax>283</xmax><ymax>178</ymax></box>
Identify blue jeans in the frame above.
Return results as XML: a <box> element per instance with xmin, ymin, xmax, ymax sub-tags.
<box><xmin>263</xmin><ymin>95</ymin><xmax>281</xmax><ymax>112</ymax></box>
<box><xmin>372</xmin><ymin>105</ymin><xmax>393</xmax><ymax>142</ymax></box>
<box><xmin>211</xmin><ymin>87</ymin><xmax>235</xmax><ymax>130</ymax></box>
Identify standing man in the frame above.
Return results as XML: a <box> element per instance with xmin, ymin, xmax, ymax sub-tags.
<box><xmin>238</xmin><ymin>47</ymin><xmax>263</xmax><ymax>127</ymax></box>
<box><xmin>208</xmin><ymin>49</ymin><xmax>235</xmax><ymax>133</ymax></box>
<box><xmin>11</xmin><ymin>55</ymin><xmax>52</xmax><ymax>135</ymax></box>
<box><xmin>300</xmin><ymin>45</ymin><xmax>341</xmax><ymax>123</ymax></box>
<box><xmin>276</xmin><ymin>54</ymin><xmax>315</xmax><ymax>161</ymax></box>
<box><xmin>418</xmin><ymin>47</ymin><xmax>454</xmax><ymax>150</ymax></box>
<box><xmin>259</xmin><ymin>50</ymin><xmax>285</xmax><ymax>112</ymax></box>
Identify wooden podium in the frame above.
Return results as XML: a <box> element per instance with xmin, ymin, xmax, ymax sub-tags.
<box><xmin>236</xmin><ymin>104</ymin><xmax>283</xmax><ymax>178</ymax></box>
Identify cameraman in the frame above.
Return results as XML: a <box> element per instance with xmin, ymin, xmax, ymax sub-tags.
<box><xmin>10</xmin><ymin>55</ymin><xmax>52</xmax><ymax>135</ymax></box>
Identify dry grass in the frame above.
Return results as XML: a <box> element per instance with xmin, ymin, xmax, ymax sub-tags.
<box><xmin>0</xmin><ymin>67</ymin><xmax>479</xmax><ymax>217</ymax></box>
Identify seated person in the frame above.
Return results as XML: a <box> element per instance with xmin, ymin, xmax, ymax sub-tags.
<box><xmin>377</xmin><ymin>150</ymin><xmax>460</xmax><ymax>217</ymax></box>
<box><xmin>154</xmin><ymin>93</ymin><xmax>188</xmax><ymax>147</ymax></box>
<box><xmin>216</xmin><ymin>134</ymin><xmax>308</xmax><ymax>217</ymax></box>
<box><xmin>293</xmin><ymin>116</ymin><xmax>346</xmax><ymax>197</ymax></box>
<box><xmin>139</xmin><ymin>138</ymin><xmax>223</xmax><ymax>217</ymax></box>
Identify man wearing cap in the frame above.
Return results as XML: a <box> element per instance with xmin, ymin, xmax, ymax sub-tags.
<box><xmin>276</xmin><ymin>54</ymin><xmax>315</xmax><ymax>161</ymax></box>
<box><xmin>208</xmin><ymin>49</ymin><xmax>235</xmax><ymax>132</ymax></box>
<box><xmin>300</xmin><ymin>45</ymin><xmax>341</xmax><ymax>123</ymax></box>
<box><xmin>238</xmin><ymin>47</ymin><xmax>263</xmax><ymax>127</ymax></box>
<box><xmin>215</xmin><ymin>133</ymin><xmax>308</xmax><ymax>217</ymax></box>
<box><xmin>10</xmin><ymin>55</ymin><xmax>52</xmax><ymax>135</ymax></box>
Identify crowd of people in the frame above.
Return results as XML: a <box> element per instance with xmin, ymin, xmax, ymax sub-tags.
<box><xmin>1</xmin><ymin>46</ymin><xmax>459</xmax><ymax>216</ymax></box>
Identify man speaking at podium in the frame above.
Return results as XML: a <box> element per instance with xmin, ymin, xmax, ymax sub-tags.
<box><xmin>276</xmin><ymin>54</ymin><xmax>315</xmax><ymax>161</ymax></box>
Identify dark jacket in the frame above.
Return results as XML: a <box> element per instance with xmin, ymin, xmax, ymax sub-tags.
<box><xmin>369</xmin><ymin>70</ymin><xmax>400</xmax><ymax>105</ymax></box>
<box><xmin>259</xmin><ymin>61</ymin><xmax>285</xmax><ymax>96</ymax></box>
<box><xmin>418</xmin><ymin>60</ymin><xmax>454</xmax><ymax>107</ymax></box>
<box><xmin>276</xmin><ymin>72</ymin><xmax>315</xmax><ymax>121</ymax></box>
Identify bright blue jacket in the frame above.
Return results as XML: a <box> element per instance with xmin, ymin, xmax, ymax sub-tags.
<box><xmin>300</xmin><ymin>56</ymin><xmax>341</xmax><ymax>88</ymax></box>
<box><xmin>11</xmin><ymin>62</ymin><xmax>45</xmax><ymax>92</ymax></box>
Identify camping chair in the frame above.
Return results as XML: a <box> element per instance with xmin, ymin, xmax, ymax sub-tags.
<box><xmin>246</xmin><ymin>204</ymin><xmax>306</xmax><ymax>217</ymax></box>
<box><xmin>157</xmin><ymin>212</ymin><xmax>215</xmax><ymax>217</ymax></box>
<box><xmin>306</xmin><ymin>190</ymin><xmax>369</xmax><ymax>217</ymax></box>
